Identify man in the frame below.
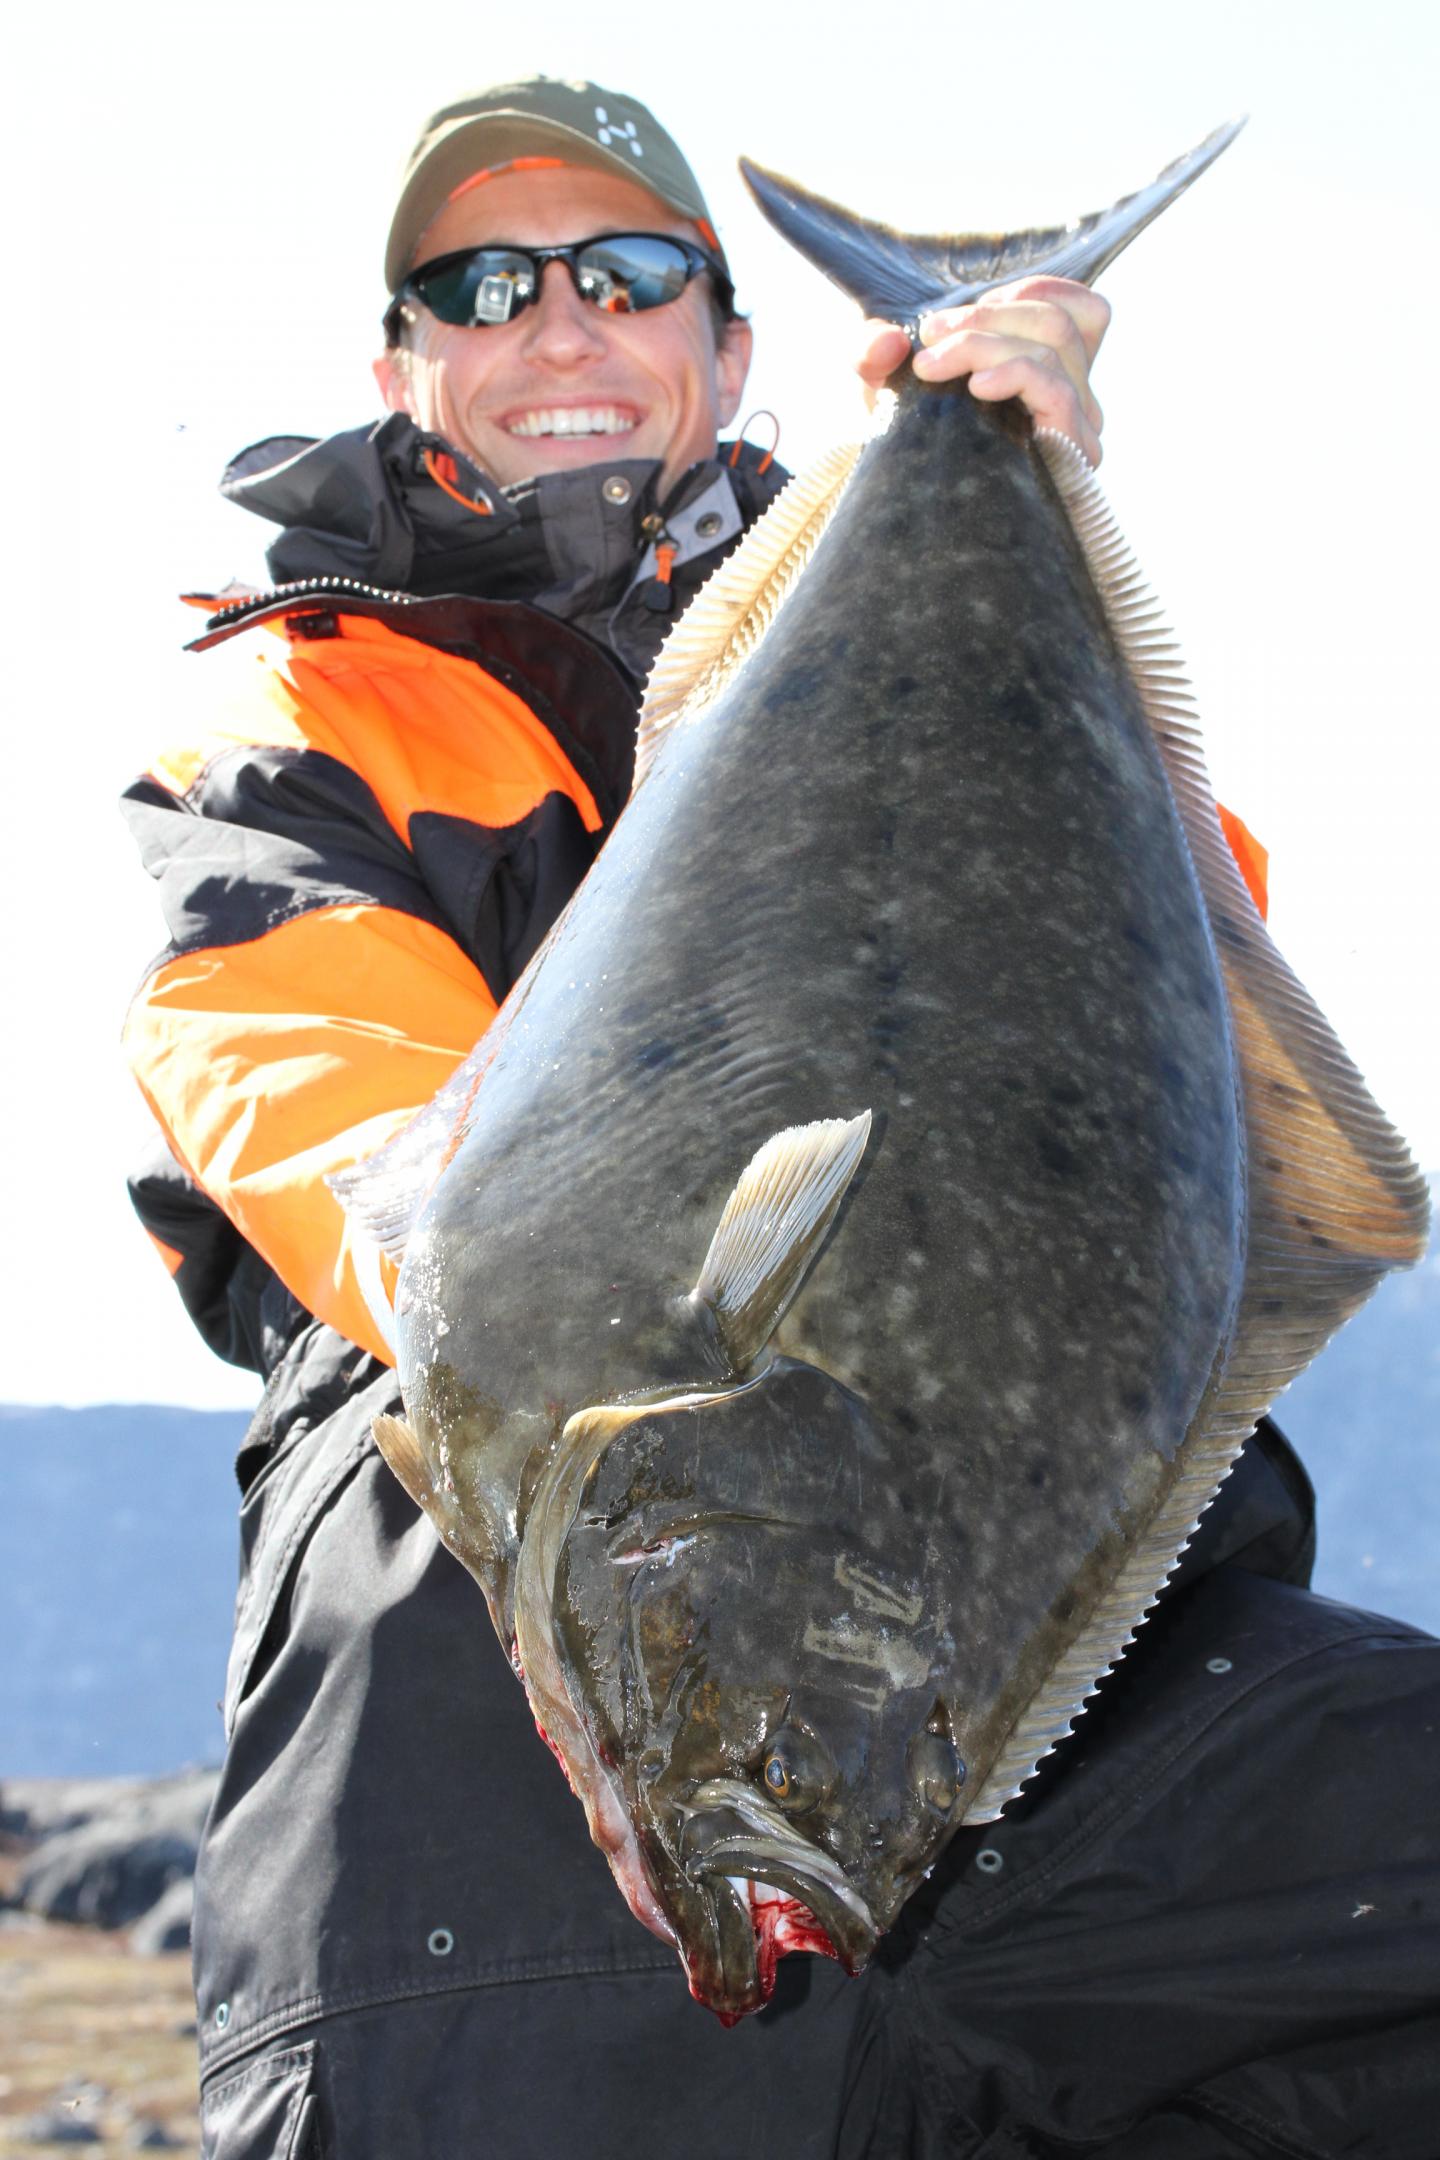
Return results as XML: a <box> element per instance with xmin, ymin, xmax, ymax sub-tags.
<box><xmin>125</xmin><ymin>79</ymin><xmax>1437</xmax><ymax>2159</ymax></box>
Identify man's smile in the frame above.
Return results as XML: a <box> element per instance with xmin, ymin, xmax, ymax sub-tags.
<box><xmin>500</xmin><ymin>402</ymin><xmax>643</xmax><ymax>441</ymax></box>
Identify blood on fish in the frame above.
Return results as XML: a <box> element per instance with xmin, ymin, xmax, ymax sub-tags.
<box><xmin>511</xmin><ymin>1640</ymin><xmax>577</xmax><ymax>1794</ymax></box>
<box><xmin>693</xmin><ymin>1880</ymin><xmax>839</xmax><ymax>2022</ymax></box>
<box><xmin>754</xmin><ymin>1890</ymin><xmax>838</xmax><ymax>1994</ymax></box>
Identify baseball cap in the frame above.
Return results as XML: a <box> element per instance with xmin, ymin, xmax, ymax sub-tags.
<box><xmin>385</xmin><ymin>77</ymin><xmax>725</xmax><ymax>294</ymax></box>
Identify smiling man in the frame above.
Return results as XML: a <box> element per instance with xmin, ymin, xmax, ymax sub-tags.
<box><xmin>110</xmin><ymin>77</ymin><xmax>1267</xmax><ymax>2160</ymax></box>
<box><xmin>377</xmin><ymin>163</ymin><xmax>754</xmax><ymax>490</ymax></box>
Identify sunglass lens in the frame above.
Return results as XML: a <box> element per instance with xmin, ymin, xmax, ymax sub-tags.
<box><xmin>417</xmin><ymin>250</ymin><xmax>537</xmax><ymax>326</ymax></box>
<box><xmin>577</xmin><ymin>237</ymin><xmax>693</xmax><ymax>315</ymax></box>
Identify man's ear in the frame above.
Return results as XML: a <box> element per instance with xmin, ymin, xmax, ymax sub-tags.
<box><xmin>714</xmin><ymin>319</ymin><xmax>754</xmax><ymax>430</ymax></box>
<box><xmin>373</xmin><ymin>351</ymin><xmax>415</xmax><ymax>416</ymax></box>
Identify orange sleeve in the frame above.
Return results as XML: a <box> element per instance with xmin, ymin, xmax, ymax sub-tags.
<box><xmin>123</xmin><ymin>611</ymin><xmax>614</xmax><ymax>1366</ymax></box>
<box><xmin>1216</xmin><ymin>804</ymin><xmax>1269</xmax><ymax>920</ymax></box>
<box><xmin>124</xmin><ymin>903</ymin><xmax>498</xmax><ymax>1364</ymax></box>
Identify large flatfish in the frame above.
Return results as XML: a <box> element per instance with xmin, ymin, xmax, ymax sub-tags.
<box><xmin>337</xmin><ymin>125</ymin><xmax>1429</xmax><ymax>2021</ymax></box>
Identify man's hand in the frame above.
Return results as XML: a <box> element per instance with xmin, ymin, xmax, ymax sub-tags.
<box><xmin>856</xmin><ymin>277</ymin><xmax>1111</xmax><ymax>468</ymax></box>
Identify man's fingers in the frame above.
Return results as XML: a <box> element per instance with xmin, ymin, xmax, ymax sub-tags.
<box><xmin>966</xmin><ymin>355</ymin><xmax>1104</xmax><ymax>467</ymax></box>
<box><xmin>855</xmin><ymin>319</ymin><xmax>913</xmax><ymax>388</ymax></box>
<box><xmin>922</xmin><ymin>278</ymin><xmax>1113</xmax><ymax>364</ymax></box>
<box><xmin>913</xmin><ymin>329</ymin><xmax>1104</xmax><ymax>435</ymax></box>
<box><xmin>919</xmin><ymin>303</ymin><xmax>1103</xmax><ymax>413</ymax></box>
<box><xmin>852</xmin><ymin>278</ymin><xmax>1110</xmax><ymax>462</ymax></box>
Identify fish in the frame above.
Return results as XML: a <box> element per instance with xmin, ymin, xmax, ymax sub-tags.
<box><xmin>334</xmin><ymin>124</ymin><xmax>1431</xmax><ymax>2023</ymax></box>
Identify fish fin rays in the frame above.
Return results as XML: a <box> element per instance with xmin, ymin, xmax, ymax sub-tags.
<box><xmin>740</xmin><ymin>124</ymin><xmax>1244</xmax><ymax>324</ymax></box>
<box><xmin>635</xmin><ymin>441</ymin><xmax>863</xmax><ymax>787</ymax></box>
<box><xmin>372</xmin><ymin>1411</ymin><xmax>498</xmax><ymax>1583</ymax></box>
<box><xmin>1034</xmin><ymin>424</ymin><xmax>1430</xmax><ymax>1281</ymax></box>
<box><xmin>694</xmin><ymin>1114</ymin><xmax>872</xmax><ymax>1375</ymax></box>
<box><xmin>963</xmin><ymin>433</ymin><xmax>1430</xmax><ymax>1824</ymax></box>
<box><xmin>372</xmin><ymin>1411</ymin><xmax>436</xmax><ymax>1511</ymax></box>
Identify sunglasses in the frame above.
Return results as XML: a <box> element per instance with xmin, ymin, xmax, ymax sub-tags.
<box><xmin>385</xmin><ymin>232</ymin><xmax>735</xmax><ymax>339</ymax></box>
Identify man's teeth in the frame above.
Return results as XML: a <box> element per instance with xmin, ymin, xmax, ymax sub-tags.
<box><xmin>506</xmin><ymin>408</ymin><xmax>637</xmax><ymax>439</ymax></box>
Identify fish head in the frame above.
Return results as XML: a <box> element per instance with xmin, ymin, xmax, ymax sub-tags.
<box><xmin>518</xmin><ymin>1358</ymin><xmax>970</xmax><ymax>2020</ymax></box>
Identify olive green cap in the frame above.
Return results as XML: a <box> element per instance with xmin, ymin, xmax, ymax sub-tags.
<box><xmin>385</xmin><ymin>77</ymin><xmax>724</xmax><ymax>294</ymax></box>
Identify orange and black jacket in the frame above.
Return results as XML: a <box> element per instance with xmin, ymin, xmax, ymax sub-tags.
<box><xmin>124</xmin><ymin>418</ymin><xmax>789</xmax><ymax>1371</ymax></box>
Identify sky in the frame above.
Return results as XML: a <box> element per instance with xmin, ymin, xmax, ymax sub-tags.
<box><xmin>3</xmin><ymin>0</ymin><xmax>1435</xmax><ymax>1410</ymax></box>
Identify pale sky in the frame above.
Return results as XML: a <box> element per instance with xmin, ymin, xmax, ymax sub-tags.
<box><xmin>4</xmin><ymin>0</ymin><xmax>1435</xmax><ymax>1410</ymax></box>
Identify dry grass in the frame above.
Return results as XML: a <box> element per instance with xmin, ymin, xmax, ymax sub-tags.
<box><xmin>0</xmin><ymin>1912</ymin><xmax>199</xmax><ymax>2158</ymax></box>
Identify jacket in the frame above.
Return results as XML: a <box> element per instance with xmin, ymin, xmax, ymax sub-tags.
<box><xmin>124</xmin><ymin>417</ymin><xmax>788</xmax><ymax>1366</ymax></box>
<box><xmin>127</xmin><ymin>418</ymin><xmax>1436</xmax><ymax>2159</ymax></box>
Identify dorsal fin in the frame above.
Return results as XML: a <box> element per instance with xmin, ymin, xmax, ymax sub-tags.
<box><xmin>635</xmin><ymin>441</ymin><xmax>863</xmax><ymax>787</ymax></box>
<box><xmin>965</xmin><ymin>432</ymin><xmax>1429</xmax><ymax>1821</ymax></box>
<box><xmin>693</xmin><ymin>1114</ymin><xmax>872</xmax><ymax>1375</ymax></box>
<box><xmin>739</xmin><ymin>124</ymin><xmax>1244</xmax><ymax>329</ymax></box>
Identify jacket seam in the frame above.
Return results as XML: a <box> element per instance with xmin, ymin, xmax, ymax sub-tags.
<box><xmin>131</xmin><ymin>889</ymin><xmax>466</xmax><ymax>986</ymax></box>
<box><xmin>1188</xmin><ymin>2083</ymin><xmax>1334</xmax><ymax>2160</ymax></box>
<box><xmin>231</xmin><ymin>1426</ymin><xmax>373</xmax><ymax>1635</ymax></box>
<box><xmin>197</xmin><ymin>1951</ymin><xmax>679</xmax><ymax>2080</ymax></box>
<box><xmin>204</xmin><ymin>2040</ymin><xmax>316</xmax><ymax>2102</ymax></box>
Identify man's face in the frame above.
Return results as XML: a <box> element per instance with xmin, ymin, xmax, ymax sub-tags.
<box><xmin>375</xmin><ymin>166</ymin><xmax>752</xmax><ymax>494</ymax></box>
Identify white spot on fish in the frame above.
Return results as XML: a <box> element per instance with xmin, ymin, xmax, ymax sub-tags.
<box><xmin>835</xmin><ymin>1554</ymin><xmax>925</xmax><ymax>1625</ymax></box>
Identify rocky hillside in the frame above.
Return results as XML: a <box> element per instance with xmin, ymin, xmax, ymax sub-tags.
<box><xmin>0</xmin><ymin>1771</ymin><xmax>216</xmax><ymax>2156</ymax></box>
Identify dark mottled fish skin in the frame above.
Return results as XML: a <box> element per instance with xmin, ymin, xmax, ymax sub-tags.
<box><xmin>393</xmin><ymin>370</ymin><xmax>1244</xmax><ymax>2011</ymax></box>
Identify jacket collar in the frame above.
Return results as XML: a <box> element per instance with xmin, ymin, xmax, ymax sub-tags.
<box><xmin>220</xmin><ymin>413</ymin><xmax>788</xmax><ymax>687</ymax></box>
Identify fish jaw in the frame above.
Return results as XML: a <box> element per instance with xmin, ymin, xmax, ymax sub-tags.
<box><xmin>731</xmin><ymin>1877</ymin><xmax>843</xmax><ymax>2008</ymax></box>
<box><xmin>630</xmin><ymin>1780</ymin><xmax>878</xmax><ymax>2023</ymax></box>
<box><xmin>680</xmin><ymin>1776</ymin><xmax>880</xmax><ymax>1974</ymax></box>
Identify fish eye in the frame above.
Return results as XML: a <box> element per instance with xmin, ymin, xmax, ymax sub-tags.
<box><xmin>909</xmin><ymin>1730</ymin><xmax>967</xmax><ymax>1818</ymax></box>
<box><xmin>756</xmin><ymin>1726</ymin><xmax>836</xmax><ymax>1815</ymax></box>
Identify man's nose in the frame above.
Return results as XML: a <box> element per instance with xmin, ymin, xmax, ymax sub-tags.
<box><xmin>519</xmin><ymin>260</ymin><xmax>607</xmax><ymax>366</ymax></box>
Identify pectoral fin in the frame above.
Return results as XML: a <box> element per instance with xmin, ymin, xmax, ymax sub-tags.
<box><xmin>693</xmin><ymin>1113</ymin><xmax>872</xmax><ymax>1375</ymax></box>
<box><xmin>372</xmin><ymin>1412</ymin><xmax>436</xmax><ymax>1512</ymax></box>
<box><xmin>373</xmin><ymin>1411</ymin><xmax>498</xmax><ymax>1589</ymax></box>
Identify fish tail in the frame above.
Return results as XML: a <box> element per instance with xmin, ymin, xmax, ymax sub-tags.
<box><xmin>739</xmin><ymin>122</ymin><xmax>1243</xmax><ymax>332</ymax></box>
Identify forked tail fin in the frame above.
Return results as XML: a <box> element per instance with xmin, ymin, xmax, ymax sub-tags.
<box><xmin>739</xmin><ymin>121</ymin><xmax>1244</xmax><ymax>332</ymax></box>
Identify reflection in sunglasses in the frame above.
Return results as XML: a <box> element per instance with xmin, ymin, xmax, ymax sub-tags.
<box><xmin>386</xmin><ymin>232</ymin><xmax>734</xmax><ymax>339</ymax></box>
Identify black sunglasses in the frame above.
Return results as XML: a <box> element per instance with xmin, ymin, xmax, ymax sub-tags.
<box><xmin>385</xmin><ymin>232</ymin><xmax>735</xmax><ymax>340</ymax></box>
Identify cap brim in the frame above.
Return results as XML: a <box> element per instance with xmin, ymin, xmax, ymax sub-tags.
<box><xmin>385</xmin><ymin>112</ymin><xmax>710</xmax><ymax>292</ymax></box>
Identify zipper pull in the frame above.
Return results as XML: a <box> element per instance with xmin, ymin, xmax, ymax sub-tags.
<box><xmin>640</xmin><ymin>515</ymin><xmax>678</xmax><ymax>613</ymax></box>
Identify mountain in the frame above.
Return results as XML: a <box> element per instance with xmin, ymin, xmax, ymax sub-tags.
<box><xmin>1273</xmin><ymin>1182</ymin><xmax>1439</xmax><ymax>1634</ymax></box>
<box><xmin>1</xmin><ymin>1404</ymin><xmax>247</xmax><ymax>1777</ymax></box>
<box><xmin>3</xmin><ymin>1206</ymin><xmax>1435</xmax><ymax>1777</ymax></box>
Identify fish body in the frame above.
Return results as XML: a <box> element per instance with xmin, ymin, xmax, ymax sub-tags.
<box><xmin>342</xmin><ymin>129</ymin><xmax>1430</xmax><ymax>2021</ymax></box>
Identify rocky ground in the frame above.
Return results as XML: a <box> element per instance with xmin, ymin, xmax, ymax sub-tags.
<box><xmin>0</xmin><ymin>1776</ymin><xmax>217</xmax><ymax>2157</ymax></box>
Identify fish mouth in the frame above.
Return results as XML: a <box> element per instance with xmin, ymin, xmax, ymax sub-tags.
<box><xmin>671</xmin><ymin>1777</ymin><xmax>879</xmax><ymax>2017</ymax></box>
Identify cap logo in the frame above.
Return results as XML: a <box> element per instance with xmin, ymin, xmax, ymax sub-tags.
<box><xmin>593</xmin><ymin>105</ymin><xmax>643</xmax><ymax>158</ymax></box>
